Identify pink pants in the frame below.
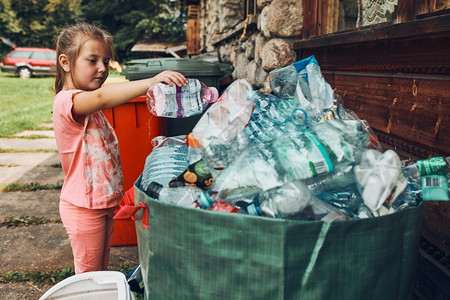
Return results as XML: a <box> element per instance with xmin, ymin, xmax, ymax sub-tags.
<box><xmin>59</xmin><ymin>200</ymin><xmax>115</xmax><ymax>274</ymax></box>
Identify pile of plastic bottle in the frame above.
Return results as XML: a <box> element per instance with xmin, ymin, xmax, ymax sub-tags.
<box><xmin>141</xmin><ymin>55</ymin><xmax>449</xmax><ymax>221</ymax></box>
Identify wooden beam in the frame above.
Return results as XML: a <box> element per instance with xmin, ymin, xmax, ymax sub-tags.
<box><xmin>295</xmin><ymin>13</ymin><xmax>450</xmax><ymax>49</ymax></box>
<box><xmin>302</xmin><ymin>0</ymin><xmax>320</xmax><ymax>39</ymax></box>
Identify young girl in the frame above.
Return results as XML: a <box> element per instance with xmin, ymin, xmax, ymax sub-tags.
<box><xmin>53</xmin><ymin>22</ymin><xmax>187</xmax><ymax>274</ymax></box>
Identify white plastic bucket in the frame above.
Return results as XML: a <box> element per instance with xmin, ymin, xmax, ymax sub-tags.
<box><xmin>39</xmin><ymin>271</ymin><xmax>135</xmax><ymax>300</ymax></box>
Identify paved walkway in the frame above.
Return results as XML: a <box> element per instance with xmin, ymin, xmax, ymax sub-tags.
<box><xmin>0</xmin><ymin>124</ymin><xmax>139</xmax><ymax>299</ymax></box>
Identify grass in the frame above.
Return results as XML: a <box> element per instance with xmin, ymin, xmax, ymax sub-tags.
<box><xmin>0</xmin><ymin>73</ymin><xmax>55</xmax><ymax>137</ymax></box>
<box><xmin>0</xmin><ymin>216</ymin><xmax>62</xmax><ymax>228</ymax></box>
<box><xmin>0</xmin><ymin>71</ymin><xmax>125</xmax><ymax>137</ymax></box>
<box><xmin>0</xmin><ymin>182</ymin><xmax>63</xmax><ymax>192</ymax></box>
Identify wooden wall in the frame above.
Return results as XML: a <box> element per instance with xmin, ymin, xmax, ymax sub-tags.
<box><xmin>296</xmin><ymin>13</ymin><xmax>450</xmax><ymax>299</ymax></box>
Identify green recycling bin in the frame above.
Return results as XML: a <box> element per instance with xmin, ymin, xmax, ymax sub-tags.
<box><xmin>121</xmin><ymin>58</ymin><xmax>234</xmax><ymax>136</ymax></box>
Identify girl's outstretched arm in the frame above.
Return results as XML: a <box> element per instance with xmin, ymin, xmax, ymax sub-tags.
<box><xmin>72</xmin><ymin>70</ymin><xmax>187</xmax><ymax>117</ymax></box>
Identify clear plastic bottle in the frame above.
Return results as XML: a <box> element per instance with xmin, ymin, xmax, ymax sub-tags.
<box><xmin>140</xmin><ymin>136</ymin><xmax>189</xmax><ymax>191</ymax></box>
<box><xmin>315</xmin><ymin>190</ymin><xmax>373</xmax><ymax>219</ymax></box>
<box><xmin>269</xmin><ymin>55</ymin><xmax>334</xmax><ymax>126</ymax></box>
<box><xmin>270</xmin><ymin>130</ymin><xmax>334</xmax><ymax>181</ymax></box>
<box><xmin>402</xmin><ymin>156</ymin><xmax>449</xmax><ymax>201</ymax></box>
<box><xmin>243</xmin><ymin>92</ymin><xmax>298</xmax><ymax>145</ymax></box>
<box><xmin>246</xmin><ymin>181</ymin><xmax>348</xmax><ymax>221</ymax></box>
<box><xmin>146</xmin><ymin>78</ymin><xmax>219</xmax><ymax>118</ymax></box>
<box><xmin>188</xmin><ymin>78</ymin><xmax>255</xmax><ymax>174</ymax></box>
<box><xmin>145</xmin><ymin>181</ymin><xmax>201</xmax><ymax>208</ymax></box>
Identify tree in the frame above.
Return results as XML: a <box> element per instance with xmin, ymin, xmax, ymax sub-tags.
<box><xmin>0</xmin><ymin>0</ymin><xmax>82</xmax><ymax>49</ymax></box>
<box><xmin>43</xmin><ymin>0</ymin><xmax>83</xmax><ymax>47</ymax></box>
<box><xmin>0</xmin><ymin>0</ymin><xmax>186</xmax><ymax>61</ymax></box>
<box><xmin>81</xmin><ymin>0</ymin><xmax>186</xmax><ymax>60</ymax></box>
<box><xmin>0</xmin><ymin>0</ymin><xmax>21</xmax><ymax>55</ymax></box>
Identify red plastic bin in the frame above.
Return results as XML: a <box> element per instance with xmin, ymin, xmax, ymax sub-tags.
<box><xmin>103</xmin><ymin>95</ymin><xmax>167</xmax><ymax>246</ymax></box>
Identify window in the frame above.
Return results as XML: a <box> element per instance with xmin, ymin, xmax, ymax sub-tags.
<box><xmin>47</xmin><ymin>52</ymin><xmax>56</xmax><ymax>60</ymax></box>
<box><xmin>10</xmin><ymin>51</ymin><xmax>32</xmax><ymax>59</ymax></box>
<box><xmin>31</xmin><ymin>51</ymin><xmax>49</xmax><ymax>60</ymax></box>
<box><xmin>302</xmin><ymin>0</ymin><xmax>450</xmax><ymax>39</ymax></box>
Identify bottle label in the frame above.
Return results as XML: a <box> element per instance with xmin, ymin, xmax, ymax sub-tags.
<box><xmin>150</xmin><ymin>79</ymin><xmax>203</xmax><ymax>118</ymax></box>
<box><xmin>179</xmin><ymin>79</ymin><xmax>202</xmax><ymax>117</ymax></box>
<box><xmin>304</xmin><ymin>131</ymin><xmax>334</xmax><ymax>175</ymax></box>
<box><xmin>274</xmin><ymin>131</ymin><xmax>333</xmax><ymax>181</ymax></box>
<box><xmin>421</xmin><ymin>175</ymin><xmax>449</xmax><ymax>201</ymax></box>
<box><xmin>417</xmin><ymin>157</ymin><xmax>446</xmax><ymax>176</ymax></box>
<box><xmin>154</xmin><ymin>84</ymin><xmax>180</xmax><ymax>118</ymax></box>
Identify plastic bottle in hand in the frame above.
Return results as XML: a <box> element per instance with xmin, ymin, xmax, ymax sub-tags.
<box><xmin>145</xmin><ymin>181</ymin><xmax>201</xmax><ymax>208</ymax></box>
<box><xmin>246</xmin><ymin>181</ymin><xmax>348</xmax><ymax>221</ymax></box>
<box><xmin>146</xmin><ymin>78</ymin><xmax>219</xmax><ymax>118</ymax></box>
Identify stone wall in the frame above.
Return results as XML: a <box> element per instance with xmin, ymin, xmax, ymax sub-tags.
<box><xmin>199</xmin><ymin>0</ymin><xmax>303</xmax><ymax>91</ymax></box>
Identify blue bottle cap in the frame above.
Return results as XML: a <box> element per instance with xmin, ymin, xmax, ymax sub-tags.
<box><xmin>197</xmin><ymin>192</ymin><xmax>214</xmax><ymax>208</ymax></box>
<box><xmin>246</xmin><ymin>203</ymin><xmax>261</xmax><ymax>216</ymax></box>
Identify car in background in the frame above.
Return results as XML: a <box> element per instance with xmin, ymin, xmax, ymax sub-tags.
<box><xmin>1</xmin><ymin>47</ymin><xmax>57</xmax><ymax>79</ymax></box>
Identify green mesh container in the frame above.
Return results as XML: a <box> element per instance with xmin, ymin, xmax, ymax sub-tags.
<box><xmin>133</xmin><ymin>175</ymin><xmax>423</xmax><ymax>300</ymax></box>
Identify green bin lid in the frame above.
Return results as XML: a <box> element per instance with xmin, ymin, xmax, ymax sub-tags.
<box><xmin>122</xmin><ymin>58</ymin><xmax>234</xmax><ymax>80</ymax></box>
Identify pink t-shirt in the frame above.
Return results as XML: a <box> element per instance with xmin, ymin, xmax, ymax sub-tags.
<box><xmin>53</xmin><ymin>89</ymin><xmax>124</xmax><ymax>209</ymax></box>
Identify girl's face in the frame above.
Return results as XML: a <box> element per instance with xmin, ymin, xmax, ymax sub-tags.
<box><xmin>69</xmin><ymin>39</ymin><xmax>110</xmax><ymax>91</ymax></box>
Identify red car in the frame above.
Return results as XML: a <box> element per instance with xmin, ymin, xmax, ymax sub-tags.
<box><xmin>1</xmin><ymin>47</ymin><xmax>57</xmax><ymax>79</ymax></box>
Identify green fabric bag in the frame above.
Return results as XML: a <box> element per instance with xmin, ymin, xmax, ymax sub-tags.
<box><xmin>133</xmin><ymin>176</ymin><xmax>423</xmax><ymax>300</ymax></box>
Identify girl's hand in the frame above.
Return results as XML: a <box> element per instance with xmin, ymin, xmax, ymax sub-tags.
<box><xmin>154</xmin><ymin>70</ymin><xmax>187</xmax><ymax>87</ymax></box>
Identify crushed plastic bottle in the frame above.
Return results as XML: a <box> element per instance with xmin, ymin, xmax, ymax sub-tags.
<box><xmin>188</xmin><ymin>79</ymin><xmax>255</xmax><ymax>174</ymax></box>
<box><xmin>271</xmin><ymin>130</ymin><xmax>334</xmax><ymax>181</ymax></box>
<box><xmin>207</xmin><ymin>143</ymin><xmax>283</xmax><ymax>196</ymax></box>
<box><xmin>246</xmin><ymin>181</ymin><xmax>348</xmax><ymax>221</ymax></box>
<box><xmin>269</xmin><ymin>55</ymin><xmax>335</xmax><ymax>126</ymax></box>
<box><xmin>316</xmin><ymin>190</ymin><xmax>373</xmax><ymax>219</ymax></box>
<box><xmin>244</xmin><ymin>92</ymin><xmax>298</xmax><ymax>145</ymax></box>
<box><xmin>402</xmin><ymin>156</ymin><xmax>449</xmax><ymax>201</ymax></box>
<box><xmin>272</xmin><ymin>120</ymin><xmax>371</xmax><ymax>183</ymax></box>
<box><xmin>146</xmin><ymin>78</ymin><xmax>219</xmax><ymax>118</ymax></box>
<box><xmin>145</xmin><ymin>181</ymin><xmax>201</xmax><ymax>208</ymax></box>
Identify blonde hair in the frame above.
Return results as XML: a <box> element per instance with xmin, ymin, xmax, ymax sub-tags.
<box><xmin>53</xmin><ymin>22</ymin><xmax>115</xmax><ymax>94</ymax></box>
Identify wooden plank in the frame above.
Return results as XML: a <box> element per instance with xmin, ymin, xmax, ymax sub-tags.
<box><xmin>302</xmin><ymin>0</ymin><xmax>319</xmax><ymax>39</ymax></box>
<box><xmin>416</xmin><ymin>0</ymin><xmax>433</xmax><ymax>15</ymax></box>
<box><xmin>324</xmin><ymin>71</ymin><xmax>450</xmax><ymax>157</ymax></box>
<box><xmin>186</xmin><ymin>19</ymin><xmax>200</xmax><ymax>55</ymax></box>
<box><xmin>397</xmin><ymin>0</ymin><xmax>419</xmax><ymax>22</ymax></box>
<box><xmin>301</xmin><ymin>33</ymin><xmax>450</xmax><ymax>74</ymax></box>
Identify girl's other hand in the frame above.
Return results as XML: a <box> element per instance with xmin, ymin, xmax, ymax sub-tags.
<box><xmin>154</xmin><ymin>70</ymin><xmax>187</xmax><ymax>87</ymax></box>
